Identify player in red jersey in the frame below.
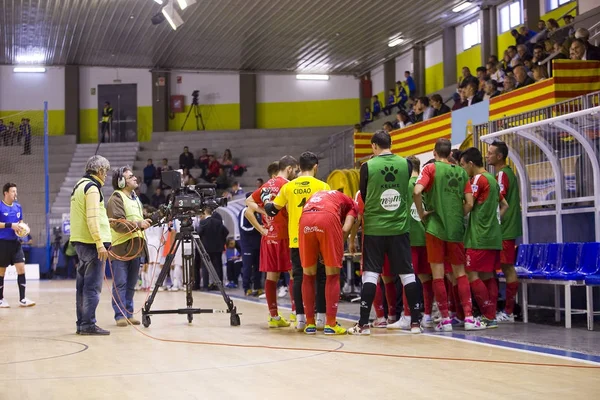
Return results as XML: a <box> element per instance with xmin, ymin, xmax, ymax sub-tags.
<box><xmin>246</xmin><ymin>156</ymin><xmax>298</xmax><ymax>328</ymax></box>
<box><xmin>299</xmin><ymin>190</ymin><xmax>357</xmax><ymax>335</ymax></box>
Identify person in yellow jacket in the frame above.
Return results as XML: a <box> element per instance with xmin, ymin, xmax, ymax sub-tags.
<box><xmin>101</xmin><ymin>102</ymin><xmax>113</xmax><ymax>143</ymax></box>
<box><xmin>106</xmin><ymin>166</ymin><xmax>152</xmax><ymax>327</ymax></box>
<box><xmin>70</xmin><ymin>155</ymin><xmax>112</xmax><ymax>335</ymax></box>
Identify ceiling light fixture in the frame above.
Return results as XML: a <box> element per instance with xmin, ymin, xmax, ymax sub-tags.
<box><xmin>176</xmin><ymin>0</ymin><xmax>196</xmax><ymax>10</ymax></box>
<box><xmin>452</xmin><ymin>1</ymin><xmax>472</xmax><ymax>13</ymax></box>
<box><xmin>162</xmin><ymin>2</ymin><xmax>184</xmax><ymax>30</ymax></box>
<box><xmin>13</xmin><ymin>67</ymin><xmax>46</xmax><ymax>73</ymax></box>
<box><xmin>154</xmin><ymin>0</ymin><xmax>164</xmax><ymax>4</ymax></box>
<box><xmin>15</xmin><ymin>53</ymin><xmax>45</xmax><ymax>64</ymax></box>
<box><xmin>388</xmin><ymin>37</ymin><xmax>405</xmax><ymax>47</ymax></box>
<box><xmin>296</xmin><ymin>74</ymin><xmax>330</xmax><ymax>81</ymax></box>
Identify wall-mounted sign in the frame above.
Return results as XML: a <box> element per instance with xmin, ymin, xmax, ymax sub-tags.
<box><xmin>91</xmin><ymin>88</ymin><xmax>96</xmax><ymax>95</ymax></box>
<box><xmin>177</xmin><ymin>76</ymin><xmax>182</xmax><ymax>84</ymax></box>
<box><xmin>158</xmin><ymin>77</ymin><xmax>166</xmax><ymax>86</ymax></box>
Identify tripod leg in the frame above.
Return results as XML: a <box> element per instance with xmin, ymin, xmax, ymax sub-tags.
<box><xmin>193</xmin><ymin>236</ymin><xmax>235</xmax><ymax>310</ymax></box>
<box><xmin>194</xmin><ymin>105</ymin><xmax>206</xmax><ymax>131</ymax></box>
<box><xmin>181</xmin><ymin>104</ymin><xmax>194</xmax><ymax>131</ymax></box>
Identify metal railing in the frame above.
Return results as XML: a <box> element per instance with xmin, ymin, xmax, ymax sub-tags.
<box><xmin>314</xmin><ymin>126</ymin><xmax>355</xmax><ymax>176</ymax></box>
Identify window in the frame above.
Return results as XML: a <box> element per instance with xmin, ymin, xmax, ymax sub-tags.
<box><xmin>463</xmin><ymin>19</ymin><xmax>481</xmax><ymax>50</ymax></box>
<box><xmin>548</xmin><ymin>0</ymin><xmax>571</xmax><ymax>12</ymax></box>
<box><xmin>498</xmin><ymin>1</ymin><xmax>522</xmax><ymax>33</ymax></box>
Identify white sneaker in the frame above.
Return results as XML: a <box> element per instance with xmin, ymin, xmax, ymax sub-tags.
<box><xmin>19</xmin><ymin>298</ymin><xmax>36</xmax><ymax>307</ymax></box>
<box><xmin>295</xmin><ymin>314</ymin><xmax>306</xmax><ymax>331</ymax></box>
<box><xmin>434</xmin><ymin>317</ymin><xmax>453</xmax><ymax>332</ymax></box>
<box><xmin>168</xmin><ymin>286</ymin><xmax>180</xmax><ymax>292</ymax></box>
<box><xmin>464</xmin><ymin>317</ymin><xmax>487</xmax><ymax>331</ymax></box>
<box><xmin>258</xmin><ymin>293</ymin><xmax>267</xmax><ymax>299</ymax></box>
<box><xmin>370</xmin><ymin>317</ymin><xmax>388</xmax><ymax>328</ymax></box>
<box><xmin>387</xmin><ymin>315</ymin><xmax>411</xmax><ymax>330</ymax></box>
<box><xmin>316</xmin><ymin>313</ymin><xmax>325</xmax><ymax>330</ymax></box>
<box><xmin>421</xmin><ymin>314</ymin><xmax>434</xmax><ymax>329</ymax></box>
<box><xmin>277</xmin><ymin>286</ymin><xmax>288</xmax><ymax>298</ymax></box>
<box><xmin>0</xmin><ymin>298</ymin><xmax>10</xmax><ymax>308</ymax></box>
<box><xmin>496</xmin><ymin>311</ymin><xmax>515</xmax><ymax>323</ymax></box>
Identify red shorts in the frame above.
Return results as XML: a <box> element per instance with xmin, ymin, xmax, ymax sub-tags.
<box><xmin>259</xmin><ymin>237</ymin><xmax>292</xmax><ymax>272</ymax></box>
<box><xmin>465</xmin><ymin>249</ymin><xmax>500</xmax><ymax>273</ymax></box>
<box><xmin>411</xmin><ymin>247</ymin><xmax>431</xmax><ymax>275</ymax></box>
<box><xmin>500</xmin><ymin>239</ymin><xmax>517</xmax><ymax>265</ymax></box>
<box><xmin>299</xmin><ymin>212</ymin><xmax>343</xmax><ymax>268</ymax></box>
<box><xmin>425</xmin><ymin>233</ymin><xmax>466</xmax><ymax>265</ymax></box>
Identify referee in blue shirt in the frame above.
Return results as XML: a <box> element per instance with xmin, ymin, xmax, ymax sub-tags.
<box><xmin>0</xmin><ymin>183</ymin><xmax>35</xmax><ymax>307</ymax></box>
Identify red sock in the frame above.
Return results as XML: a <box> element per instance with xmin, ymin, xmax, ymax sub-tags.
<box><xmin>470</xmin><ymin>279</ymin><xmax>495</xmax><ymax>320</ymax></box>
<box><xmin>456</xmin><ymin>275</ymin><xmax>473</xmax><ymax>318</ymax></box>
<box><xmin>373</xmin><ymin>281</ymin><xmax>385</xmax><ymax>318</ymax></box>
<box><xmin>302</xmin><ymin>274</ymin><xmax>316</xmax><ymax>324</ymax></box>
<box><xmin>432</xmin><ymin>278</ymin><xmax>449</xmax><ymax>318</ymax></box>
<box><xmin>402</xmin><ymin>289</ymin><xmax>410</xmax><ymax>317</ymax></box>
<box><xmin>289</xmin><ymin>277</ymin><xmax>295</xmax><ymax>312</ymax></box>
<box><xmin>422</xmin><ymin>280</ymin><xmax>433</xmax><ymax>315</ymax></box>
<box><xmin>483</xmin><ymin>278</ymin><xmax>499</xmax><ymax>316</ymax></box>
<box><xmin>505</xmin><ymin>281</ymin><xmax>519</xmax><ymax>315</ymax></box>
<box><xmin>453</xmin><ymin>284</ymin><xmax>465</xmax><ymax>320</ymax></box>
<box><xmin>265</xmin><ymin>279</ymin><xmax>278</xmax><ymax>317</ymax></box>
<box><xmin>445</xmin><ymin>277</ymin><xmax>455</xmax><ymax>313</ymax></box>
<box><xmin>325</xmin><ymin>274</ymin><xmax>340</xmax><ymax>326</ymax></box>
<box><xmin>384</xmin><ymin>281</ymin><xmax>397</xmax><ymax>318</ymax></box>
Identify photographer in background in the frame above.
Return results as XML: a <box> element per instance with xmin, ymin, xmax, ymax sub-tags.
<box><xmin>197</xmin><ymin>208</ymin><xmax>229</xmax><ymax>290</ymax></box>
<box><xmin>107</xmin><ymin>166</ymin><xmax>151</xmax><ymax>327</ymax></box>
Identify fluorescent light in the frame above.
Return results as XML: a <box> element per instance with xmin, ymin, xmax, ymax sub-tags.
<box><xmin>388</xmin><ymin>37</ymin><xmax>405</xmax><ymax>47</ymax></box>
<box><xmin>162</xmin><ymin>2</ymin><xmax>183</xmax><ymax>30</ymax></box>
<box><xmin>176</xmin><ymin>0</ymin><xmax>196</xmax><ymax>10</ymax></box>
<box><xmin>154</xmin><ymin>0</ymin><xmax>163</xmax><ymax>4</ymax></box>
<box><xmin>296</xmin><ymin>74</ymin><xmax>330</xmax><ymax>81</ymax></box>
<box><xmin>15</xmin><ymin>53</ymin><xmax>45</xmax><ymax>63</ymax></box>
<box><xmin>452</xmin><ymin>2</ymin><xmax>472</xmax><ymax>13</ymax></box>
<box><xmin>13</xmin><ymin>67</ymin><xmax>46</xmax><ymax>73</ymax></box>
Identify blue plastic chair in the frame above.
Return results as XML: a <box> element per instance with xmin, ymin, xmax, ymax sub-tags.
<box><xmin>515</xmin><ymin>244</ymin><xmax>530</xmax><ymax>268</ymax></box>
<box><xmin>522</xmin><ymin>243</ymin><xmax>546</xmax><ymax>277</ymax></box>
<box><xmin>585</xmin><ymin>275</ymin><xmax>600</xmax><ymax>285</ymax></box>
<box><xmin>578</xmin><ymin>242</ymin><xmax>600</xmax><ymax>276</ymax></box>
<box><xmin>530</xmin><ymin>243</ymin><xmax>562</xmax><ymax>278</ymax></box>
<box><xmin>547</xmin><ymin>242</ymin><xmax>581</xmax><ymax>279</ymax></box>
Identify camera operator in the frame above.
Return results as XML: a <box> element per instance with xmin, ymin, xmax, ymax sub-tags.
<box><xmin>196</xmin><ymin>208</ymin><xmax>229</xmax><ymax>290</ymax></box>
<box><xmin>107</xmin><ymin>167</ymin><xmax>151</xmax><ymax>327</ymax></box>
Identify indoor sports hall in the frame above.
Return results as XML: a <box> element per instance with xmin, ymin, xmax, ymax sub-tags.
<box><xmin>1</xmin><ymin>1</ymin><xmax>599</xmax><ymax>399</ymax></box>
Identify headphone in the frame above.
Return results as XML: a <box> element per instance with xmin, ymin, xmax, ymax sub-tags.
<box><xmin>117</xmin><ymin>167</ymin><xmax>127</xmax><ymax>189</ymax></box>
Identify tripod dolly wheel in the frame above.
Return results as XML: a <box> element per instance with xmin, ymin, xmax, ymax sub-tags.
<box><xmin>230</xmin><ymin>313</ymin><xmax>241</xmax><ymax>326</ymax></box>
<box><xmin>142</xmin><ymin>314</ymin><xmax>151</xmax><ymax>328</ymax></box>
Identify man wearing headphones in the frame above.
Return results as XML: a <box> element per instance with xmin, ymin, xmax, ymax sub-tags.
<box><xmin>106</xmin><ymin>167</ymin><xmax>151</xmax><ymax>327</ymax></box>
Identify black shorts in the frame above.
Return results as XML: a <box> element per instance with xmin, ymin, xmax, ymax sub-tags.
<box><xmin>363</xmin><ymin>233</ymin><xmax>413</xmax><ymax>275</ymax></box>
<box><xmin>0</xmin><ymin>240</ymin><xmax>25</xmax><ymax>267</ymax></box>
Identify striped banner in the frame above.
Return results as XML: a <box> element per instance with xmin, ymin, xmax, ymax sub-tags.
<box><xmin>552</xmin><ymin>60</ymin><xmax>600</xmax><ymax>100</ymax></box>
<box><xmin>391</xmin><ymin>114</ymin><xmax>452</xmax><ymax>157</ymax></box>
<box><xmin>489</xmin><ymin>78</ymin><xmax>556</xmax><ymax>120</ymax></box>
<box><xmin>354</xmin><ymin>133</ymin><xmax>373</xmax><ymax>161</ymax></box>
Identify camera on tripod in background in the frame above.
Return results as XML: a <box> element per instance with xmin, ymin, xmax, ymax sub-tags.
<box><xmin>191</xmin><ymin>90</ymin><xmax>200</xmax><ymax>106</ymax></box>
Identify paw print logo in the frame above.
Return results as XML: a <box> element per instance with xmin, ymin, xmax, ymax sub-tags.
<box><xmin>447</xmin><ymin>169</ymin><xmax>462</xmax><ymax>189</ymax></box>
<box><xmin>380</xmin><ymin>166</ymin><xmax>399</xmax><ymax>182</ymax></box>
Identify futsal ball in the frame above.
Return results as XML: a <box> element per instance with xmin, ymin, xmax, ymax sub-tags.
<box><xmin>16</xmin><ymin>222</ymin><xmax>30</xmax><ymax>238</ymax></box>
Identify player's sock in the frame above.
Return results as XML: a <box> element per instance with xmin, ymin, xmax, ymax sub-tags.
<box><xmin>315</xmin><ymin>268</ymin><xmax>326</xmax><ymax>314</ymax></box>
<box><xmin>359</xmin><ymin>282</ymin><xmax>376</xmax><ymax>326</ymax></box>
<box><xmin>470</xmin><ymin>279</ymin><xmax>495</xmax><ymax>320</ymax></box>
<box><xmin>505</xmin><ymin>281</ymin><xmax>519</xmax><ymax>315</ymax></box>
<box><xmin>422</xmin><ymin>280</ymin><xmax>433</xmax><ymax>315</ymax></box>
<box><xmin>289</xmin><ymin>277</ymin><xmax>295</xmax><ymax>312</ymax></box>
<box><xmin>453</xmin><ymin>284</ymin><xmax>465</xmax><ymax>320</ymax></box>
<box><xmin>17</xmin><ymin>274</ymin><xmax>26</xmax><ymax>301</ymax></box>
<box><xmin>325</xmin><ymin>274</ymin><xmax>340</xmax><ymax>326</ymax></box>
<box><xmin>432</xmin><ymin>278</ymin><xmax>449</xmax><ymax>318</ymax></box>
<box><xmin>384</xmin><ymin>281</ymin><xmax>397</xmax><ymax>318</ymax></box>
<box><xmin>265</xmin><ymin>279</ymin><xmax>278</xmax><ymax>317</ymax></box>
<box><xmin>302</xmin><ymin>274</ymin><xmax>316</xmax><ymax>325</ymax></box>
<box><xmin>483</xmin><ymin>278</ymin><xmax>499</xmax><ymax>315</ymax></box>
<box><xmin>403</xmin><ymin>281</ymin><xmax>422</xmax><ymax>323</ymax></box>
<box><xmin>373</xmin><ymin>282</ymin><xmax>385</xmax><ymax>319</ymax></box>
<box><xmin>456</xmin><ymin>275</ymin><xmax>473</xmax><ymax>318</ymax></box>
<box><xmin>445</xmin><ymin>277</ymin><xmax>455</xmax><ymax>313</ymax></box>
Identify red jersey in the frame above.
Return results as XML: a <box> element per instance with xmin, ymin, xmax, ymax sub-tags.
<box><xmin>302</xmin><ymin>190</ymin><xmax>358</xmax><ymax>225</ymax></box>
<box><xmin>355</xmin><ymin>190</ymin><xmax>364</xmax><ymax>215</ymax></box>
<box><xmin>251</xmin><ymin>176</ymin><xmax>289</xmax><ymax>240</ymax></box>
<box><xmin>471</xmin><ymin>174</ymin><xmax>504</xmax><ymax>204</ymax></box>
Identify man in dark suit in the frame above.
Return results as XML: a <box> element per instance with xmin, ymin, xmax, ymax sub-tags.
<box><xmin>513</xmin><ymin>66</ymin><xmax>535</xmax><ymax>89</ymax></box>
<box><xmin>197</xmin><ymin>208</ymin><xmax>229</xmax><ymax>290</ymax></box>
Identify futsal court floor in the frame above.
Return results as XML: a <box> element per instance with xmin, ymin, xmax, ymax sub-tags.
<box><xmin>1</xmin><ymin>280</ymin><xmax>599</xmax><ymax>400</ymax></box>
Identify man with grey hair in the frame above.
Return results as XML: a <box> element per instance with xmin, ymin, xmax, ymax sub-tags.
<box><xmin>70</xmin><ymin>155</ymin><xmax>112</xmax><ymax>335</ymax></box>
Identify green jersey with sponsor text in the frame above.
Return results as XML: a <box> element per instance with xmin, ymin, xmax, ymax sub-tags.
<box><xmin>464</xmin><ymin>172</ymin><xmax>502</xmax><ymax>250</ymax></box>
<box><xmin>408</xmin><ymin>176</ymin><xmax>426</xmax><ymax>247</ymax></box>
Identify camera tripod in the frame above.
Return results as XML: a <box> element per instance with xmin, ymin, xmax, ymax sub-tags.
<box><xmin>181</xmin><ymin>98</ymin><xmax>206</xmax><ymax>131</ymax></box>
<box><xmin>141</xmin><ymin>222</ymin><xmax>240</xmax><ymax>327</ymax></box>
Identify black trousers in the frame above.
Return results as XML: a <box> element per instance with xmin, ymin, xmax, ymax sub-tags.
<box><xmin>290</xmin><ymin>248</ymin><xmax>326</xmax><ymax>315</ymax></box>
<box><xmin>202</xmin><ymin>252</ymin><xmax>223</xmax><ymax>288</ymax></box>
<box><xmin>226</xmin><ymin>259</ymin><xmax>243</xmax><ymax>283</ymax></box>
<box><xmin>241</xmin><ymin>249</ymin><xmax>262</xmax><ymax>291</ymax></box>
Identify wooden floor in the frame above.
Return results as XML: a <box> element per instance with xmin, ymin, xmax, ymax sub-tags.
<box><xmin>1</xmin><ymin>280</ymin><xmax>599</xmax><ymax>400</ymax></box>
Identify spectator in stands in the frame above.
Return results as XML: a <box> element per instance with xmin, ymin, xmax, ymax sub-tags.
<box><xmin>486</xmin><ymin>62</ymin><xmax>505</xmax><ymax>90</ymax></box>
<box><xmin>537</xmin><ymin>19</ymin><xmax>546</xmax><ymax>31</ymax></box>
<box><xmin>522</xmin><ymin>55</ymin><xmax>536</xmax><ymax>78</ymax></box>
<box><xmin>182</xmin><ymin>168</ymin><xmax>192</xmax><ymax>186</ymax></box>
<box><xmin>464</xmin><ymin>81</ymin><xmax>483</xmax><ymax>106</ymax></box>
<box><xmin>372</xmin><ymin>96</ymin><xmax>382</xmax><ymax>117</ymax></box>
<box><xmin>135</xmin><ymin>187</ymin><xmax>150</xmax><ymax>206</ymax></box>
<box><xmin>413</xmin><ymin>97</ymin><xmax>434</xmax><ymax>123</ymax></box>
<box><xmin>222</xmin><ymin>149</ymin><xmax>233</xmax><ymax>168</ymax></box>
<box><xmin>503</xmin><ymin>75</ymin><xmax>517</xmax><ymax>92</ymax></box>
<box><xmin>256</xmin><ymin>178</ymin><xmax>264</xmax><ymax>189</ymax></box>
<box><xmin>519</xmin><ymin>26</ymin><xmax>537</xmax><ymax>42</ymax></box>
<box><xmin>383</xmin><ymin>89</ymin><xmax>399</xmax><ymax>115</ymax></box>
<box><xmin>229</xmin><ymin>181</ymin><xmax>244</xmax><ymax>198</ymax></box>
<box><xmin>475</xmin><ymin>66</ymin><xmax>488</xmax><ymax>81</ymax></box>
<box><xmin>513</xmin><ymin>65</ymin><xmax>535</xmax><ymax>88</ymax></box>
<box><xmin>458</xmin><ymin>67</ymin><xmax>478</xmax><ymax>89</ymax></box>
<box><xmin>7</xmin><ymin>122</ymin><xmax>16</xmax><ymax>146</ymax></box>
<box><xmin>216</xmin><ymin>168</ymin><xmax>231</xmax><ymax>190</ymax></box>
<box><xmin>179</xmin><ymin>146</ymin><xmax>195</xmax><ymax>170</ymax></box>
<box><xmin>532</xmin><ymin>65</ymin><xmax>549</xmax><ymax>82</ymax></box>
<box><xmin>151</xmin><ymin>187</ymin><xmax>165</xmax><ymax>209</ymax></box>
<box><xmin>158</xmin><ymin>158</ymin><xmax>172</xmax><ymax>189</ymax></box>
<box><xmin>451</xmin><ymin>91</ymin><xmax>465</xmax><ymax>111</ymax></box>
<box><xmin>574</xmin><ymin>29</ymin><xmax>600</xmax><ymax>60</ymax></box>
<box><xmin>395</xmin><ymin>110</ymin><xmax>412</xmax><ymax>129</ymax></box>
<box><xmin>21</xmin><ymin>118</ymin><xmax>31</xmax><ymax>155</ymax></box>
<box><xmin>511</xmin><ymin>29</ymin><xmax>527</xmax><ymax>46</ymax></box>
<box><xmin>143</xmin><ymin>159</ymin><xmax>156</xmax><ymax>190</ymax></box>
<box><xmin>507</xmin><ymin>46</ymin><xmax>520</xmax><ymax>67</ymax></box>
<box><xmin>206</xmin><ymin>155</ymin><xmax>220</xmax><ymax>181</ymax></box>
<box><xmin>404</xmin><ymin>71</ymin><xmax>416</xmax><ymax>99</ymax></box>
<box><xmin>563</xmin><ymin>15</ymin><xmax>575</xmax><ymax>36</ymax></box>
<box><xmin>546</xmin><ymin>19</ymin><xmax>560</xmax><ymax>34</ymax></box>
<box><xmin>430</xmin><ymin>94</ymin><xmax>450</xmax><ymax>117</ymax></box>
<box><xmin>361</xmin><ymin>106</ymin><xmax>373</xmax><ymax>127</ymax></box>
<box><xmin>197</xmin><ymin>148</ymin><xmax>209</xmax><ymax>178</ymax></box>
<box><xmin>395</xmin><ymin>82</ymin><xmax>408</xmax><ymax>109</ymax></box>
<box><xmin>382</xmin><ymin>121</ymin><xmax>394</xmax><ymax>134</ymax></box>
<box><xmin>516</xmin><ymin>44</ymin><xmax>529</xmax><ymax>61</ymax></box>
<box><xmin>551</xmin><ymin>40</ymin><xmax>569</xmax><ymax>59</ymax></box>
<box><xmin>570</xmin><ymin>38</ymin><xmax>592</xmax><ymax>61</ymax></box>
<box><xmin>488</xmin><ymin>55</ymin><xmax>500</xmax><ymax>68</ymax></box>
<box><xmin>532</xmin><ymin>44</ymin><xmax>547</xmax><ymax>63</ymax></box>
<box><xmin>483</xmin><ymin>80</ymin><xmax>501</xmax><ymax>100</ymax></box>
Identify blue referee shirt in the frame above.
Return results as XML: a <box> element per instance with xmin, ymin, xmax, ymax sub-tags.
<box><xmin>0</xmin><ymin>201</ymin><xmax>23</xmax><ymax>240</ymax></box>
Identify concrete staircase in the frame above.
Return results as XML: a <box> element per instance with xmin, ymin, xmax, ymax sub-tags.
<box><xmin>51</xmin><ymin>142</ymin><xmax>139</xmax><ymax>221</ymax></box>
<box><xmin>133</xmin><ymin>127</ymin><xmax>347</xmax><ymax>191</ymax></box>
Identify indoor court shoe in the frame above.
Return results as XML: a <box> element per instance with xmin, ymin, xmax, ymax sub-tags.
<box><xmin>347</xmin><ymin>323</ymin><xmax>371</xmax><ymax>336</ymax></box>
<box><xmin>116</xmin><ymin>319</ymin><xmax>128</xmax><ymax>327</ymax></box>
<box><xmin>289</xmin><ymin>312</ymin><xmax>297</xmax><ymax>323</ymax></box>
<box><xmin>295</xmin><ymin>314</ymin><xmax>307</xmax><ymax>331</ymax></box>
<box><xmin>268</xmin><ymin>315</ymin><xmax>291</xmax><ymax>328</ymax></box>
<box><xmin>324</xmin><ymin>322</ymin><xmax>347</xmax><ymax>335</ymax></box>
<box><xmin>80</xmin><ymin>325</ymin><xmax>111</xmax><ymax>335</ymax></box>
<box><xmin>277</xmin><ymin>286</ymin><xmax>288</xmax><ymax>298</ymax></box>
<box><xmin>0</xmin><ymin>299</ymin><xmax>10</xmax><ymax>308</ymax></box>
<box><xmin>370</xmin><ymin>317</ymin><xmax>388</xmax><ymax>328</ymax></box>
<box><xmin>480</xmin><ymin>317</ymin><xmax>498</xmax><ymax>329</ymax></box>
<box><xmin>387</xmin><ymin>315</ymin><xmax>411</xmax><ymax>330</ymax></box>
<box><xmin>19</xmin><ymin>298</ymin><xmax>35</xmax><ymax>307</ymax></box>
<box><xmin>304</xmin><ymin>324</ymin><xmax>317</xmax><ymax>335</ymax></box>
<box><xmin>464</xmin><ymin>317</ymin><xmax>486</xmax><ymax>331</ymax></box>
<box><xmin>128</xmin><ymin>317</ymin><xmax>141</xmax><ymax>325</ymax></box>
<box><xmin>496</xmin><ymin>311</ymin><xmax>515</xmax><ymax>323</ymax></box>
<box><xmin>316</xmin><ymin>313</ymin><xmax>325</xmax><ymax>331</ymax></box>
<box><xmin>421</xmin><ymin>315</ymin><xmax>434</xmax><ymax>329</ymax></box>
<box><xmin>410</xmin><ymin>322</ymin><xmax>423</xmax><ymax>334</ymax></box>
<box><xmin>434</xmin><ymin>318</ymin><xmax>453</xmax><ymax>332</ymax></box>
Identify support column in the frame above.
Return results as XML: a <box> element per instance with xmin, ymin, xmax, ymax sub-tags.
<box><xmin>359</xmin><ymin>74</ymin><xmax>371</xmax><ymax>123</ymax></box>
<box><xmin>481</xmin><ymin>6</ymin><xmax>497</xmax><ymax>66</ymax></box>
<box><xmin>64</xmin><ymin>65</ymin><xmax>79</xmax><ymax>139</ymax></box>
<box><xmin>239</xmin><ymin>73</ymin><xmax>256</xmax><ymax>129</ymax></box>
<box><xmin>413</xmin><ymin>43</ymin><xmax>426</xmax><ymax>97</ymax></box>
<box><xmin>443</xmin><ymin>27</ymin><xmax>457</xmax><ymax>88</ymax></box>
<box><xmin>383</xmin><ymin>59</ymin><xmax>396</xmax><ymax>95</ymax></box>
<box><xmin>151</xmin><ymin>71</ymin><xmax>169</xmax><ymax>133</ymax></box>
<box><xmin>523</xmin><ymin>0</ymin><xmax>541</xmax><ymax>32</ymax></box>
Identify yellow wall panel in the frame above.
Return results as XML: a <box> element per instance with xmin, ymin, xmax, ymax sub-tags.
<box><xmin>168</xmin><ymin>103</ymin><xmax>240</xmax><ymax>132</ymax></box>
<box><xmin>456</xmin><ymin>45</ymin><xmax>482</xmax><ymax>84</ymax></box>
<box><xmin>425</xmin><ymin>62</ymin><xmax>444</xmax><ymax>95</ymax></box>
<box><xmin>0</xmin><ymin>110</ymin><xmax>65</xmax><ymax>136</ymax></box>
<box><xmin>257</xmin><ymin>98</ymin><xmax>360</xmax><ymax>129</ymax></box>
